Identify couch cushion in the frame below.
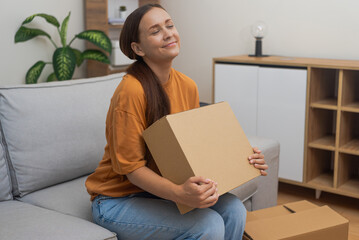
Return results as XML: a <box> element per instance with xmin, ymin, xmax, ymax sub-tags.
<box><xmin>20</xmin><ymin>175</ymin><xmax>92</xmax><ymax>221</ymax></box>
<box><xmin>0</xmin><ymin>200</ymin><xmax>117</xmax><ymax>240</ymax></box>
<box><xmin>0</xmin><ymin>73</ymin><xmax>123</xmax><ymax>197</ymax></box>
<box><xmin>0</xmin><ymin>123</ymin><xmax>12</xmax><ymax>201</ymax></box>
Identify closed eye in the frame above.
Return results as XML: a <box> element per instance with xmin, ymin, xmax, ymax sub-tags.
<box><xmin>151</xmin><ymin>30</ymin><xmax>160</xmax><ymax>35</ymax></box>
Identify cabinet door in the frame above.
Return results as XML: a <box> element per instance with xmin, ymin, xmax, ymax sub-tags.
<box><xmin>257</xmin><ymin>67</ymin><xmax>307</xmax><ymax>182</ymax></box>
<box><xmin>214</xmin><ymin>64</ymin><xmax>259</xmax><ymax>136</ymax></box>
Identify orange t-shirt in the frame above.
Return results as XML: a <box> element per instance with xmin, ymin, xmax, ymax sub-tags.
<box><xmin>85</xmin><ymin>68</ymin><xmax>200</xmax><ymax>200</ymax></box>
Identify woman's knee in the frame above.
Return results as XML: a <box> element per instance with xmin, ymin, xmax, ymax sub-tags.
<box><xmin>189</xmin><ymin>209</ymin><xmax>225</xmax><ymax>239</ymax></box>
<box><xmin>228</xmin><ymin>194</ymin><xmax>246</xmax><ymax>214</ymax></box>
<box><xmin>228</xmin><ymin>194</ymin><xmax>247</xmax><ymax>221</ymax></box>
<box><xmin>215</xmin><ymin>193</ymin><xmax>247</xmax><ymax>224</ymax></box>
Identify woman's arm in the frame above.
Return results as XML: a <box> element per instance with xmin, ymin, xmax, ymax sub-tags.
<box><xmin>127</xmin><ymin>166</ymin><xmax>219</xmax><ymax>208</ymax></box>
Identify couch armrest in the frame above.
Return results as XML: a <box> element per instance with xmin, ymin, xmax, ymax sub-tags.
<box><xmin>248</xmin><ymin>136</ymin><xmax>280</xmax><ymax>211</ymax></box>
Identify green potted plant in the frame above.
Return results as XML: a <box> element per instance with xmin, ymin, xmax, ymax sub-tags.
<box><xmin>119</xmin><ymin>6</ymin><xmax>127</xmax><ymax>19</ymax></box>
<box><xmin>14</xmin><ymin>12</ymin><xmax>112</xmax><ymax>84</ymax></box>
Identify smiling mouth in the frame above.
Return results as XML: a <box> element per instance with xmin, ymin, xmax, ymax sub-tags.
<box><xmin>163</xmin><ymin>42</ymin><xmax>177</xmax><ymax>48</ymax></box>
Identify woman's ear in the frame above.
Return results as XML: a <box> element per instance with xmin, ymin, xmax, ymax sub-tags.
<box><xmin>131</xmin><ymin>42</ymin><xmax>145</xmax><ymax>57</ymax></box>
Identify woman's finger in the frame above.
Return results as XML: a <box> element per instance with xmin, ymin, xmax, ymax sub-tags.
<box><xmin>252</xmin><ymin>147</ymin><xmax>261</xmax><ymax>153</ymax></box>
<box><xmin>254</xmin><ymin>163</ymin><xmax>268</xmax><ymax>170</ymax></box>
<box><xmin>249</xmin><ymin>153</ymin><xmax>264</xmax><ymax>160</ymax></box>
<box><xmin>201</xmin><ymin>181</ymin><xmax>217</xmax><ymax>199</ymax></box>
<box><xmin>200</xmin><ymin>192</ymin><xmax>219</xmax><ymax>208</ymax></box>
<box><xmin>190</xmin><ymin>176</ymin><xmax>210</xmax><ymax>185</ymax></box>
<box><xmin>197</xmin><ymin>181</ymin><xmax>214</xmax><ymax>193</ymax></box>
<box><xmin>250</xmin><ymin>158</ymin><xmax>266</xmax><ymax>165</ymax></box>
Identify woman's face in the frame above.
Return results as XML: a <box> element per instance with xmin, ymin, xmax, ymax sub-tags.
<box><xmin>132</xmin><ymin>7</ymin><xmax>180</xmax><ymax>64</ymax></box>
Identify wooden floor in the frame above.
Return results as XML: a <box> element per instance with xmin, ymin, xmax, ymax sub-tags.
<box><xmin>277</xmin><ymin>182</ymin><xmax>359</xmax><ymax>240</ymax></box>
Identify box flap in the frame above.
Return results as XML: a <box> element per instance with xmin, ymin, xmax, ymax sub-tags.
<box><xmin>246</xmin><ymin>205</ymin><xmax>292</xmax><ymax>222</ymax></box>
<box><xmin>143</xmin><ymin>116</ymin><xmax>195</xmax><ymax>185</ymax></box>
<box><xmin>246</xmin><ymin>200</ymin><xmax>318</xmax><ymax>222</ymax></box>
<box><xmin>245</xmin><ymin>205</ymin><xmax>349</xmax><ymax>240</ymax></box>
<box><xmin>283</xmin><ymin>200</ymin><xmax>318</xmax><ymax>213</ymax></box>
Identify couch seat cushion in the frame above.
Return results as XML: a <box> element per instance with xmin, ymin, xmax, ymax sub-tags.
<box><xmin>20</xmin><ymin>175</ymin><xmax>92</xmax><ymax>221</ymax></box>
<box><xmin>0</xmin><ymin>200</ymin><xmax>116</xmax><ymax>240</ymax></box>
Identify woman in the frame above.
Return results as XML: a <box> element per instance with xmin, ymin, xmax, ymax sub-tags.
<box><xmin>85</xmin><ymin>4</ymin><xmax>268</xmax><ymax>240</ymax></box>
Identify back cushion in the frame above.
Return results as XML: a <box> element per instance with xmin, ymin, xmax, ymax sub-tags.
<box><xmin>0</xmin><ymin>73</ymin><xmax>123</xmax><ymax>197</ymax></box>
<box><xmin>0</xmin><ymin>126</ymin><xmax>12</xmax><ymax>201</ymax></box>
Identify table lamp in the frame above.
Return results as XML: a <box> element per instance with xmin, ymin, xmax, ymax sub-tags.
<box><xmin>249</xmin><ymin>21</ymin><xmax>269</xmax><ymax>57</ymax></box>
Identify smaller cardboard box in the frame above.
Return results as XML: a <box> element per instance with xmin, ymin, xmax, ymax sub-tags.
<box><xmin>143</xmin><ymin>102</ymin><xmax>260</xmax><ymax>214</ymax></box>
<box><xmin>243</xmin><ymin>200</ymin><xmax>349</xmax><ymax>240</ymax></box>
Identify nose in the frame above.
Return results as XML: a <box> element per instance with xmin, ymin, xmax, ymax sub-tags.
<box><xmin>163</xmin><ymin>28</ymin><xmax>173</xmax><ymax>40</ymax></box>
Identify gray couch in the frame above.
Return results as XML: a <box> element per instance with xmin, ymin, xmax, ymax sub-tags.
<box><xmin>0</xmin><ymin>73</ymin><xmax>279</xmax><ymax>240</ymax></box>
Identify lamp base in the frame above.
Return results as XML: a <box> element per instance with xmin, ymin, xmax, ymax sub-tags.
<box><xmin>248</xmin><ymin>54</ymin><xmax>270</xmax><ymax>57</ymax></box>
<box><xmin>249</xmin><ymin>37</ymin><xmax>269</xmax><ymax>57</ymax></box>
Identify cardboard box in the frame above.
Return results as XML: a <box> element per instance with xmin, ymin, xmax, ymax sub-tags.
<box><xmin>243</xmin><ymin>200</ymin><xmax>349</xmax><ymax>240</ymax></box>
<box><xmin>143</xmin><ymin>102</ymin><xmax>260</xmax><ymax>214</ymax></box>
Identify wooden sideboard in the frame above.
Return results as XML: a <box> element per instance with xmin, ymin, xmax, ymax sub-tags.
<box><xmin>213</xmin><ymin>55</ymin><xmax>359</xmax><ymax>199</ymax></box>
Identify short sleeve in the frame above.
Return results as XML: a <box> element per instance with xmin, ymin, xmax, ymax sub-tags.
<box><xmin>107</xmin><ymin>74</ymin><xmax>147</xmax><ymax>175</ymax></box>
<box><xmin>110</xmin><ymin>109</ymin><xmax>147</xmax><ymax>175</ymax></box>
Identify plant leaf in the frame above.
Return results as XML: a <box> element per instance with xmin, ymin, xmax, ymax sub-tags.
<box><xmin>15</xmin><ymin>26</ymin><xmax>51</xmax><ymax>43</ymax></box>
<box><xmin>26</xmin><ymin>61</ymin><xmax>46</xmax><ymax>84</ymax></box>
<box><xmin>71</xmin><ymin>48</ymin><xmax>83</xmax><ymax>66</ymax></box>
<box><xmin>53</xmin><ymin>47</ymin><xmax>76</xmax><ymax>80</ymax></box>
<box><xmin>60</xmin><ymin>12</ymin><xmax>71</xmax><ymax>47</ymax></box>
<box><xmin>81</xmin><ymin>50</ymin><xmax>110</xmax><ymax>64</ymax></box>
<box><xmin>76</xmin><ymin>30</ymin><xmax>112</xmax><ymax>53</ymax></box>
<box><xmin>22</xmin><ymin>13</ymin><xmax>60</xmax><ymax>28</ymax></box>
<box><xmin>46</xmin><ymin>72</ymin><xmax>57</xmax><ymax>82</ymax></box>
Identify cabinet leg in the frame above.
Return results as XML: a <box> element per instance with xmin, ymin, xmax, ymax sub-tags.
<box><xmin>315</xmin><ymin>189</ymin><xmax>322</xmax><ymax>199</ymax></box>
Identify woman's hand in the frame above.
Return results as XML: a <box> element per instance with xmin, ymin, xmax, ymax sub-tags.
<box><xmin>127</xmin><ymin>167</ymin><xmax>218</xmax><ymax>209</ymax></box>
<box><xmin>249</xmin><ymin>147</ymin><xmax>268</xmax><ymax>176</ymax></box>
<box><xmin>175</xmin><ymin>176</ymin><xmax>219</xmax><ymax>209</ymax></box>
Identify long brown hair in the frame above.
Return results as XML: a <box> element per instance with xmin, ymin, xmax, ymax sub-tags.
<box><xmin>119</xmin><ymin>4</ymin><xmax>171</xmax><ymax>128</ymax></box>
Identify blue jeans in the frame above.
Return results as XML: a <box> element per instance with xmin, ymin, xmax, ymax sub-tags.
<box><xmin>92</xmin><ymin>192</ymin><xmax>246</xmax><ymax>240</ymax></box>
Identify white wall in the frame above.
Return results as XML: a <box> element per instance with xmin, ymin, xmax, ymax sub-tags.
<box><xmin>2</xmin><ymin>0</ymin><xmax>359</xmax><ymax>95</ymax></box>
<box><xmin>0</xmin><ymin>0</ymin><xmax>85</xmax><ymax>86</ymax></box>
<box><xmin>161</xmin><ymin>0</ymin><xmax>359</xmax><ymax>103</ymax></box>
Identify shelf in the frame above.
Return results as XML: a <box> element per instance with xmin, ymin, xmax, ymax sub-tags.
<box><xmin>308</xmin><ymin>135</ymin><xmax>336</xmax><ymax>150</ymax></box>
<box><xmin>308</xmin><ymin>108</ymin><xmax>337</xmax><ymax>144</ymax></box>
<box><xmin>339</xmin><ymin>139</ymin><xmax>359</xmax><ymax>155</ymax></box>
<box><xmin>310</xmin><ymin>98</ymin><xmax>337</xmax><ymax>110</ymax></box>
<box><xmin>307</xmin><ymin>172</ymin><xmax>334</xmax><ymax>188</ymax></box>
<box><xmin>339</xmin><ymin>111</ymin><xmax>359</xmax><ymax>154</ymax></box>
<box><xmin>337</xmin><ymin>179</ymin><xmax>359</xmax><ymax>196</ymax></box>
<box><xmin>310</xmin><ymin>68</ymin><xmax>339</xmax><ymax>105</ymax></box>
<box><xmin>306</xmin><ymin>148</ymin><xmax>334</xmax><ymax>187</ymax></box>
<box><xmin>342</xmin><ymin>102</ymin><xmax>359</xmax><ymax>113</ymax></box>
<box><xmin>108</xmin><ymin>23</ymin><xmax>124</xmax><ymax>29</ymax></box>
<box><xmin>337</xmin><ymin>153</ymin><xmax>359</xmax><ymax>195</ymax></box>
<box><xmin>342</xmin><ymin>70</ymin><xmax>359</xmax><ymax>112</ymax></box>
